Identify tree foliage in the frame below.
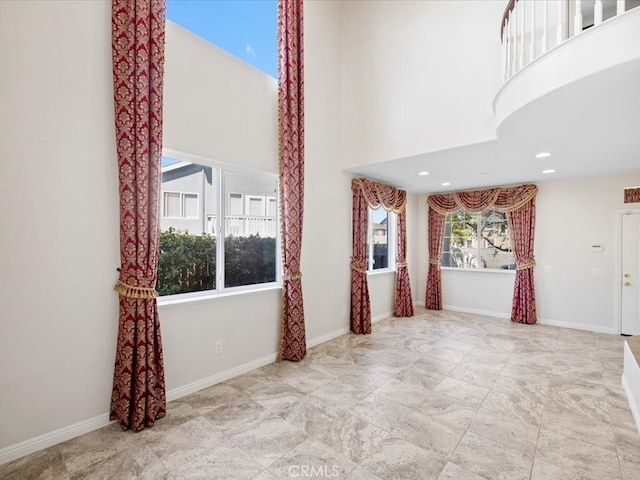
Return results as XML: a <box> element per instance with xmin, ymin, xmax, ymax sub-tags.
<box><xmin>157</xmin><ymin>228</ymin><xmax>276</xmax><ymax>296</ymax></box>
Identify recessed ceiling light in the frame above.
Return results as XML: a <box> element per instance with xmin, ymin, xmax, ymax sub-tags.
<box><xmin>542</xmin><ymin>169</ymin><xmax>556</xmax><ymax>174</ymax></box>
<box><xmin>535</xmin><ymin>152</ymin><xmax>551</xmax><ymax>158</ymax></box>
<box><xmin>441</xmin><ymin>182</ymin><xmax>451</xmax><ymax>186</ymax></box>
<box><xmin>418</xmin><ymin>171</ymin><xmax>430</xmax><ymax>176</ymax></box>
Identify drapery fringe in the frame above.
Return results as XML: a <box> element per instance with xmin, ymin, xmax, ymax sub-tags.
<box><xmin>350</xmin><ymin>263</ymin><xmax>367</xmax><ymax>274</ymax></box>
<box><xmin>427</xmin><ymin>184</ymin><xmax>538</xmax><ymax>215</ymax></box>
<box><xmin>282</xmin><ymin>272</ymin><xmax>303</xmax><ymax>281</ymax></box>
<box><xmin>516</xmin><ymin>261</ymin><xmax>536</xmax><ymax>270</ymax></box>
<box><xmin>352</xmin><ymin>178</ymin><xmax>407</xmax><ymax>214</ymax></box>
<box><xmin>114</xmin><ymin>280</ymin><xmax>158</xmax><ymax>299</ymax></box>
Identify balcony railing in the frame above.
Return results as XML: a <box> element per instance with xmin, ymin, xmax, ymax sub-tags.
<box><xmin>220</xmin><ymin>215</ymin><xmax>277</xmax><ymax>238</ymax></box>
<box><xmin>501</xmin><ymin>0</ymin><xmax>636</xmax><ymax>81</ymax></box>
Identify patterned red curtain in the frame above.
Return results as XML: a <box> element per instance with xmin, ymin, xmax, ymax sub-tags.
<box><xmin>625</xmin><ymin>187</ymin><xmax>640</xmax><ymax>203</ymax></box>
<box><xmin>426</xmin><ymin>207</ymin><xmax>446</xmax><ymax>310</ymax></box>
<box><xmin>351</xmin><ymin>185</ymin><xmax>371</xmax><ymax>334</ymax></box>
<box><xmin>277</xmin><ymin>0</ymin><xmax>306</xmax><ymax>361</ymax></box>
<box><xmin>425</xmin><ymin>184</ymin><xmax>538</xmax><ymax>323</ymax></box>
<box><xmin>508</xmin><ymin>198</ymin><xmax>537</xmax><ymax>324</ymax></box>
<box><xmin>110</xmin><ymin>0</ymin><xmax>167</xmax><ymax>430</ymax></box>
<box><xmin>351</xmin><ymin>178</ymin><xmax>412</xmax><ymax>333</ymax></box>
<box><xmin>395</xmin><ymin>211</ymin><xmax>414</xmax><ymax>317</ymax></box>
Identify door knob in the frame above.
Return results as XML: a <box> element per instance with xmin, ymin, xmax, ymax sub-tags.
<box><xmin>625</xmin><ymin>273</ymin><xmax>631</xmax><ymax>278</ymax></box>
<box><xmin>624</xmin><ymin>282</ymin><xmax>631</xmax><ymax>287</ymax></box>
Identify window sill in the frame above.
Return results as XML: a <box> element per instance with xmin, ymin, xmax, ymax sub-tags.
<box><xmin>441</xmin><ymin>267</ymin><xmax>516</xmax><ymax>274</ymax></box>
<box><xmin>157</xmin><ymin>284</ymin><xmax>282</xmax><ymax>309</ymax></box>
<box><xmin>367</xmin><ymin>268</ymin><xmax>396</xmax><ymax>276</ymax></box>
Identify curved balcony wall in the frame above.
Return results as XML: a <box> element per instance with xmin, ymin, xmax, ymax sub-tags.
<box><xmin>494</xmin><ymin>1</ymin><xmax>640</xmax><ymax>132</ymax></box>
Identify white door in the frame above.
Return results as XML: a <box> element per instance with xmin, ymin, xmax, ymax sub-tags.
<box><xmin>621</xmin><ymin>212</ymin><xmax>640</xmax><ymax>335</ymax></box>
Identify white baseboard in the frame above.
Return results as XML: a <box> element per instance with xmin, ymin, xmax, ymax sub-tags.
<box><xmin>537</xmin><ymin>317</ymin><xmax>618</xmax><ymax>335</ymax></box>
<box><xmin>443</xmin><ymin>305</ymin><xmax>511</xmax><ymax>320</ymax></box>
<box><xmin>166</xmin><ymin>352</ymin><xmax>278</xmax><ymax>402</ymax></box>
<box><xmin>0</xmin><ymin>325</ymin><xmax>356</xmax><ymax>466</ymax></box>
<box><xmin>307</xmin><ymin>327</ymin><xmax>351</xmax><ymax>348</ymax></box>
<box><xmin>0</xmin><ymin>413</ymin><xmax>113</xmax><ymax>466</ymax></box>
<box><xmin>372</xmin><ymin>311</ymin><xmax>393</xmax><ymax>324</ymax></box>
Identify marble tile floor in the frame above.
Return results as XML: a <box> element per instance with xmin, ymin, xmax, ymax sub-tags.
<box><xmin>2</xmin><ymin>308</ymin><xmax>640</xmax><ymax>480</ymax></box>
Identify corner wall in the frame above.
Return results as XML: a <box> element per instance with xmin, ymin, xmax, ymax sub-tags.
<box><xmin>418</xmin><ymin>171</ymin><xmax>640</xmax><ymax>333</ymax></box>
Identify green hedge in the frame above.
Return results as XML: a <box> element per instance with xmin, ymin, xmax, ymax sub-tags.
<box><xmin>157</xmin><ymin>228</ymin><xmax>276</xmax><ymax>296</ymax></box>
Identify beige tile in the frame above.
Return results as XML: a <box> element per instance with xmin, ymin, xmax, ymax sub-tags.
<box><xmin>267</xmin><ymin>438</ymin><xmax>357</xmax><ymax>479</ymax></box>
<box><xmin>282</xmin><ymin>395</ymin><xmax>346</xmax><ymax>437</ymax></box>
<box><xmin>360</xmin><ymin>436</ymin><xmax>447</xmax><ymax>480</ymax></box>
<box><xmin>0</xmin><ymin>446</ymin><xmax>70</xmax><ymax>480</ymax></box>
<box><xmin>310</xmin><ymin>378</ymin><xmax>370</xmax><ymax>409</ymax></box>
<box><xmin>69</xmin><ymin>443</ymin><xmax>170</xmax><ymax>480</ymax></box>
<box><xmin>534</xmin><ymin>429</ymin><xmax>621</xmax><ymax>479</ymax></box>
<box><xmin>147</xmin><ymin>416</ymin><xmax>225</xmax><ymax>471</ymax></box>
<box><xmin>345</xmin><ymin>466</ymin><xmax>384</xmax><ymax>480</ymax></box>
<box><xmin>171</xmin><ymin>445</ymin><xmax>263</xmax><ymax>480</ymax></box>
<box><xmin>468</xmin><ymin>406</ymin><xmax>540</xmax><ymax>457</ymax></box>
<box><xmin>59</xmin><ymin>423</ymin><xmax>137</xmax><ymax>474</ymax></box>
<box><xmin>541</xmin><ymin>404</ymin><xmax>616</xmax><ymax>452</ymax></box>
<box><xmin>413</xmin><ymin>391</ymin><xmax>478</xmax><ymax>429</ymax></box>
<box><xmin>392</xmin><ymin>410</ymin><xmax>466</xmax><ymax>458</ymax></box>
<box><xmin>450</xmin><ymin>431</ymin><xmax>533</xmax><ymax>480</ymax></box>
<box><xmin>313</xmin><ymin>413</ymin><xmax>389</xmax><ymax>464</ymax></box>
<box><xmin>229</xmin><ymin>417</ymin><xmax>308</xmax><ymax>467</ymax></box>
<box><xmin>373</xmin><ymin>374</ymin><xmax>441</xmax><ymax>408</ymax></box>
<box><xmin>349</xmin><ymin>394</ymin><xmax>412</xmax><ymax>432</ymax></box>
<box><xmin>437</xmin><ymin>462</ymin><xmax>487</xmax><ymax>480</ymax></box>
<box><xmin>434</xmin><ymin>377</ymin><xmax>489</xmax><ymax>406</ymax></box>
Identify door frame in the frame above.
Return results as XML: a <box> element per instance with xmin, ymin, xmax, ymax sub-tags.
<box><xmin>615</xmin><ymin>208</ymin><xmax>640</xmax><ymax>334</ymax></box>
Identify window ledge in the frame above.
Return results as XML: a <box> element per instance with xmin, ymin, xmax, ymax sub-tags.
<box><xmin>441</xmin><ymin>267</ymin><xmax>516</xmax><ymax>274</ymax></box>
<box><xmin>158</xmin><ymin>284</ymin><xmax>282</xmax><ymax>309</ymax></box>
<box><xmin>367</xmin><ymin>268</ymin><xmax>396</xmax><ymax>276</ymax></box>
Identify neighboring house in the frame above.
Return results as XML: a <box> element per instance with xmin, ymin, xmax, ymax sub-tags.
<box><xmin>161</xmin><ymin>161</ymin><xmax>277</xmax><ymax>238</ymax></box>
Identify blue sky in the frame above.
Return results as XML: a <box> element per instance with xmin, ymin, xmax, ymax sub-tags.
<box><xmin>167</xmin><ymin>0</ymin><xmax>278</xmax><ymax>78</ymax></box>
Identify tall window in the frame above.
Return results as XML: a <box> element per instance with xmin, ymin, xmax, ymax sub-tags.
<box><xmin>157</xmin><ymin>151</ymin><xmax>279</xmax><ymax>297</ymax></box>
<box><xmin>368</xmin><ymin>207</ymin><xmax>396</xmax><ymax>271</ymax></box>
<box><xmin>441</xmin><ymin>209</ymin><xmax>515</xmax><ymax>270</ymax></box>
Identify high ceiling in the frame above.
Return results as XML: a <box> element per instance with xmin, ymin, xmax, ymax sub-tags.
<box><xmin>346</xmin><ymin>57</ymin><xmax>640</xmax><ymax>195</ymax></box>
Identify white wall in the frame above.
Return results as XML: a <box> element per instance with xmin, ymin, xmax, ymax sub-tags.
<box><xmin>418</xmin><ymin>171</ymin><xmax>640</xmax><ymax>333</ymax></box>
<box><xmin>0</xmin><ymin>0</ymin><xmax>119</xmax><ymax>449</ymax></box>
<box><xmin>340</xmin><ymin>0</ymin><xmax>504</xmax><ymax>167</ymax></box>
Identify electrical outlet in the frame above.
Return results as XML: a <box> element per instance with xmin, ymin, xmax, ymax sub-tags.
<box><xmin>215</xmin><ymin>341</ymin><xmax>223</xmax><ymax>354</ymax></box>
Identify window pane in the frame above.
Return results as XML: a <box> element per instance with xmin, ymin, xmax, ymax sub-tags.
<box><xmin>371</xmin><ymin>208</ymin><xmax>389</xmax><ymax>270</ymax></box>
<box><xmin>183</xmin><ymin>193</ymin><xmax>199</xmax><ymax>219</ymax></box>
<box><xmin>228</xmin><ymin>193</ymin><xmax>243</xmax><ymax>215</ymax></box>
<box><xmin>158</xmin><ymin>158</ymin><xmax>216</xmax><ymax>295</ymax></box>
<box><xmin>223</xmin><ymin>170</ymin><xmax>277</xmax><ymax>288</ymax></box>
<box><xmin>441</xmin><ymin>209</ymin><xmax>514</xmax><ymax>270</ymax></box>
<box><xmin>164</xmin><ymin>192</ymin><xmax>180</xmax><ymax>218</ymax></box>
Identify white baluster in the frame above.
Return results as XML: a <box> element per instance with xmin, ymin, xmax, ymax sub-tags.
<box><xmin>618</xmin><ymin>0</ymin><xmax>625</xmax><ymax>15</ymax></box>
<box><xmin>509</xmin><ymin>10</ymin><xmax>515</xmax><ymax>76</ymax></box>
<box><xmin>574</xmin><ymin>0</ymin><xmax>583</xmax><ymax>36</ymax></box>
<box><xmin>556</xmin><ymin>0</ymin><xmax>567</xmax><ymax>45</ymax></box>
<box><xmin>512</xmin><ymin>5</ymin><xmax>518</xmax><ymax>75</ymax></box>
<box><xmin>519</xmin><ymin>0</ymin><xmax>525</xmax><ymax>69</ymax></box>
<box><xmin>542</xmin><ymin>0</ymin><xmax>548</xmax><ymax>53</ymax></box>
<box><xmin>501</xmin><ymin>23</ymin><xmax>507</xmax><ymax>81</ymax></box>
<box><xmin>530</xmin><ymin>0</ymin><xmax>536</xmax><ymax>62</ymax></box>
<box><xmin>594</xmin><ymin>0</ymin><xmax>603</xmax><ymax>24</ymax></box>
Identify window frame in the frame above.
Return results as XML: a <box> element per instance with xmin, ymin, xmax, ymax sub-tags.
<box><xmin>367</xmin><ymin>206</ymin><xmax>396</xmax><ymax>274</ymax></box>
<box><xmin>440</xmin><ymin>209</ymin><xmax>515</xmax><ymax>272</ymax></box>
<box><xmin>158</xmin><ymin>148</ymin><xmax>281</xmax><ymax>302</ymax></box>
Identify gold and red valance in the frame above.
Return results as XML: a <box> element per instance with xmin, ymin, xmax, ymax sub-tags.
<box><xmin>352</xmin><ymin>178</ymin><xmax>407</xmax><ymax>214</ymax></box>
<box><xmin>624</xmin><ymin>187</ymin><xmax>640</xmax><ymax>204</ymax></box>
<box><xmin>427</xmin><ymin>184</ymin><xmax>538</xmax><ymax>215</ymax></box>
